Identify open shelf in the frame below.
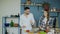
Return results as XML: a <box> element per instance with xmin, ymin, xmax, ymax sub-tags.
<box><xmin>21</xmin><ymin>3</ymin><xmax>42</xmax><ymax>6</ymax></box>
<box><xmin>2</xmin><ymin>16</ymin><xmax>20</xmax><ymax>34</ymax></box>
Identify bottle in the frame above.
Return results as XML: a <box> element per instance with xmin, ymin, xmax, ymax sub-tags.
<box><xmin>10</xmin><ymin>20</ymin><xmax>14</xmax><ymax>27</ymax></box>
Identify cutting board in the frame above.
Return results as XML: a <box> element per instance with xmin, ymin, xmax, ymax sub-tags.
<box><xmin>28</xmin><ymin>32</ymin><xmax>34</xmax><ymax>34</ymax></box>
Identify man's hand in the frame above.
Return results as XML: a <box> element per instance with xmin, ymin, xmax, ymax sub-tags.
<box><xmin>22</xmin><ymin>26</ymin><xmax>26</xmax><ymax>28</ymax></box>
<box><xmin>30</xmin><ymin>20</ymin><xmax>33</xmax><ymax>24</ymax></box>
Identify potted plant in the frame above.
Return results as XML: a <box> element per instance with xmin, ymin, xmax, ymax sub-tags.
<box><xmin>42</xmin><ymin>2</ymin><xmax>50</xmax><ymax>11</ymax></box>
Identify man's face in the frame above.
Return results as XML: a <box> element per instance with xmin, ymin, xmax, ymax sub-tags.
<box><xmin>24</xmin><ymin>9</ymin><xmax>30</xmax><ymax>14</ymax></box>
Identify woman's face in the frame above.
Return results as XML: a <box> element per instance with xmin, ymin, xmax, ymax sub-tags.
<box><xmin>44</xmin><ymin>11</ymin><xmax>48</xmax><ymax>17</ymax></box>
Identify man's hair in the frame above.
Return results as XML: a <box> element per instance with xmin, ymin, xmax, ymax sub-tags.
<box><xmin>24</xmin><ymin>7</ymin><xmax>30</xmax><ymax>10</ymax></box>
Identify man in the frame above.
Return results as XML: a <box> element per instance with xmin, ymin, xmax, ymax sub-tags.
<box><xmin>20</xmin><ymin>7</ymin><xmax>35</xmax><ymax>34</ymax></box>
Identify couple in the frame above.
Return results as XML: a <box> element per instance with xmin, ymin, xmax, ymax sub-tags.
<box><xmin>20</xmin><ymin>7</ymin><xmax>54</xmax><ymax>34</ymax></box>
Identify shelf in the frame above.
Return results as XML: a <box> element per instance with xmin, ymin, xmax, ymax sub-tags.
<box><xmin>2</xmin><ymin>16</ymin><xmax>20</xmax><ymax>34</ymax></box>
<box><xmin>41</xmin><ymin>11</ymin><xmax>60</xmax><ymax>17</ymax></box>
<box><xmin>42</xmin><ymin>11</ymin><xmax>60</xmax><ymax>13</ymax></box>
<box><xmin>49</xmin><ymin>11</ymin><xmax>60</xmax><ymax>13</ymax></box>
<box><xmin>6</xmin><ymin>27</ymin><xmax>21</xmax><ymax>30</ymax></box>
<box><xmin>6</xmin><ymin>27</ymin><xmax>20</xmax><ymax>28</ymax></box>
<box><xmin>4</xmin><ymin>26</ymin><xmax>19</xmax><ymax>27</ymax></box>
<box><xmin>4</xmin><ymin>17</ymin><xmax>19</xmax><ymax>18</ymax></box>
<box><xmin>21</xmin><ymin>3</ymin><xmax>42</xmax><ymax>6</ymax></box>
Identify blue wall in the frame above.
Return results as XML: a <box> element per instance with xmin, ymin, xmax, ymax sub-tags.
<box><xmin>21</xmin><ymin>0</ymin><xmax>60</xmax><ymax>27</ymax></box>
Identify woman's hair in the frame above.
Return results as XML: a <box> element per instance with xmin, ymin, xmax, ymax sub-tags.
<box><xmin>46</xmin><ymin>11</ymin><xmax>49</xmax><ymax>21</ymax></box>
<box><xmin>45</xmin><ymin>11</ymin><xmax>49</xmax><ymax>26</ymax></box>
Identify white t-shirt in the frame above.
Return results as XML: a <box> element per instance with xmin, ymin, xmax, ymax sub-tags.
<box><xmin>20</xmin><ymin>13</ymin><xmax>35</xmax><ymax>30</ymax></box>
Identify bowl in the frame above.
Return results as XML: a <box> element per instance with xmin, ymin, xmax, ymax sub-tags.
<box><xmin>5</xmin><ymin>23</ymin><xmax>9</xmax><ymax>27</ymax></box>
<box><xmin>14</xmin><ymin>23</ymin><xmax>18</xmax><ymax>27</ymax></box>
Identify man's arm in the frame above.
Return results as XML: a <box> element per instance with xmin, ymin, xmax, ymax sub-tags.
<box><xmin>30</xmin><ymin>13</ymin><xmax>35</xmax><ymax>25</ymax></box>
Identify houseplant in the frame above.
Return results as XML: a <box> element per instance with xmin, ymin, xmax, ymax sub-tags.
<box><xmin>42</xmin><ymin>2</ymin><xmax>50</xmax><ymax>11</ymax></box>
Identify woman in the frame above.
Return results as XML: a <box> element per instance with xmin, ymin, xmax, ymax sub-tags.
<box><xmin>39</xmin><ymin>11</ymin><xmax>54</xmax><ymax>30</ymax></box>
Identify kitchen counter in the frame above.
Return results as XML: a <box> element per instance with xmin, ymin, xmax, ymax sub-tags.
<box><xmin>28</xmin><ymin>32</ymin><xmax>40</xmax><ymax>34</ymax></box>
<box><xmin>20</xmin><ymin>27</ymin><xmax>47</xmax><ymax>34</ymax></box>
<box><xmin>28</xmin><ymin>31</ymin><xmax>46</xmax><ymax>34</ymax></box>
